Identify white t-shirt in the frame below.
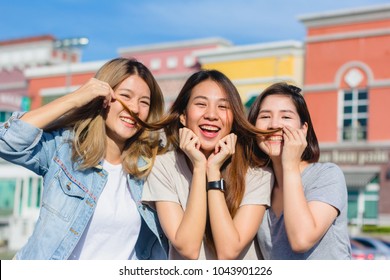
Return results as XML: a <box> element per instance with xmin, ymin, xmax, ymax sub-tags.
<box><xmin>68</xmin><ymin>160</ymin><xmax>141</xmax><ymax>260</ymax></box>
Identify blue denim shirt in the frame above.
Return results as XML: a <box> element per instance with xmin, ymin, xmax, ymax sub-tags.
<box><xmin>0</xmin><ymin>112</ymin><xmax>168</xmax><ymax>260</ymax></box>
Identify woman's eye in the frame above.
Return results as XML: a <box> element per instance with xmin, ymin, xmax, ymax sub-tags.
<box><xmin>120</xmin><ymin>94</ymin><xmax>130</xmax><ymax>99</ymax></box>
<box><xmin>219</xmin><ymin>104</ymin><xmax>229</xmax><ymax>109</ymax></box>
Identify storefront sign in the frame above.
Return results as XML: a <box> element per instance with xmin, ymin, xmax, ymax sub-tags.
<box><xmin>0</xmin><ymin>94</ymin><xmax>21</xmax><ymax>107</ymax></box>
<box><xmin>0</xmin><ymin>93</ymin><xmax>30</xmax><ymax>111</ymax></box>
<box><xmin>320</xmin><ymin>149</ymin><xmax>389</xmax><ymax>165</ymax></box>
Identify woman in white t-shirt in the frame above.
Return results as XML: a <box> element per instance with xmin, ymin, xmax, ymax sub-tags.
<box><xmin>1</xmin><ymin>58</ymin><xmax>168</xmax><ymax>259</ymax></box>
<box><xmin>142</xmin><ymin>70</ymin><xmax>274</xmax><ymax>259</ymax></box>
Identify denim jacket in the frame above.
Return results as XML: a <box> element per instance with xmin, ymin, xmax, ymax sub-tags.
<box><xmin>0</xmin><ymin>112</ymin><xmax>168</xmax><ymax>260</ymax></box>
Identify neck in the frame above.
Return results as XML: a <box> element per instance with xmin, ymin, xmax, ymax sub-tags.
<box><xmin>105</xmin><ymin>137</ymin><xmax>123</xmax><ymax>165</ymax></box>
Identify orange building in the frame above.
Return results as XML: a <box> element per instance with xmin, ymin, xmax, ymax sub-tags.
<box><xmin>299</xmin><ymin>4</ymin><xmax>390</xmax><ymax>228</ymax></box>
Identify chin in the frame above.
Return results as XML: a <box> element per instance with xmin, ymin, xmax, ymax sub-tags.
<box><xmin>200</xmin><ymin>146</ymin><xmax>214</xmax><ymax>156</ymax></box>
<box><xmin>260</xmin><ymin>145</ymin><xmax>281</xmax><ymax>157</ymax></box>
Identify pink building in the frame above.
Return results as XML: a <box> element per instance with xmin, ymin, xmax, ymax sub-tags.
<box><xmin>0</xmin><ymin>35</ymin><xmax>84</xmax><ymax>118</ymax></box>
<box><xmin>118</xmin><ymin>37</ymin><xmax>231</xmax><ymax>107</ymax></box>
<box><xmin>23</xmin><ymin>37</ymin><xmax>231</xmax><ymax>111</ymax></box>
<box><xmin>299</xmin><ymin>4</ymin><xmax>390</xmax><ymax>228</ymax></box>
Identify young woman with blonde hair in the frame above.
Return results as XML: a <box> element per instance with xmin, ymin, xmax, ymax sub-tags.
<box><xmin>0</xmin><ymin>58</ymin><xmax>168</xmax><ymax>260</ymax></box>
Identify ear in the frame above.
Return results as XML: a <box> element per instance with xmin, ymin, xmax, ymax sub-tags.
<box><xmin>179</xmin><ymin>113</ymin><xmax>186</xmax><ymax>126</ymax></box>
<box><xmin>302</xmin><ymin>122</ymin><xmax>308</xmax><ymax>136</ymax></box>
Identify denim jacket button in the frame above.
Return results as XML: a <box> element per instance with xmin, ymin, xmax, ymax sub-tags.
<box><xmin>4</xmin><ymin>122</ymin><xmax>9</xmax><ymax>129</ymax></box>
<box><xmin>66</xmin><ymin>182</ymin><xmax>71</xmax><ymax>190</ymax></box>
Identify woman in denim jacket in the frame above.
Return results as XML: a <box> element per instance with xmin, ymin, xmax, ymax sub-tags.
<box><xmin>0</xmin><ymin>58</ymin><xmax>168</xmax><ymax>260</ymax></box>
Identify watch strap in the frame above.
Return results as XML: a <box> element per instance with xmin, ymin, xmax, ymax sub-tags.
<box><xmin>207</xmin><ymin>179</ymin><xmax>225</xmax><ymax>192</ymax></box>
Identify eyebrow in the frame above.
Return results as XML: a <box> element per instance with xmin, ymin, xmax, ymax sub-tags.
<box><xmin>117</xmin><ymin>88</ymin><xmax>150</xmax><ymax>99</ymax></box>
<box><xmin>259</xmin><ymin>109</ymin><xmax>296</xmax><ymax>114</ymax></box>
<box><xmin>192</xmin><ymin>95</ymin><xmax>229</xmax><ymax>102</ymax></box>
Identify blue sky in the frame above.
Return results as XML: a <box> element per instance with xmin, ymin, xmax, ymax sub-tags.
<box><xmin>1</xmin><ymin>0</ymin><xmax>389</xmax><ymax>62</ymax></box>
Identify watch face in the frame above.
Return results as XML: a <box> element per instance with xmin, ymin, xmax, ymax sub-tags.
<box><xmin>220</xmin><ymin>179</ymin><xmax>225</xmax><ymax>191</ymax></box>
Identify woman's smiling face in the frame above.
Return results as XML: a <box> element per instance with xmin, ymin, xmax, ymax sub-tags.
<box><xmin>180</xmin><ymin>79</ymin><xmax>233</xmax><ymax>156</ymax></box>
<box><xmin>255</xmin><ymin>94</ymin><xmax>303</xmax><ymax>157</ymax></box>
<box><xmin>105</xmin><ymin>75</ymin><xmax>151</xmax><ymax>146</ymax></box>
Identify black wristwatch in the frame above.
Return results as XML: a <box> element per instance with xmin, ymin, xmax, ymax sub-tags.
<box><xmin>207</xmin><ymin>179</ymin><xmax>225</xmax><ymax>193</ymax></box>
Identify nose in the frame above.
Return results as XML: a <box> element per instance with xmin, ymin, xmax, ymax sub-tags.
<box><xmin>268</xmin><ymin>117</ymin><xmax>282</xmax><ymax>129</ymax></box>
<box><xmin>204</xmin><ymin>105</ymin><xmax>218</xmax><ymax>120</ymax></box>
<box><xmin>127</xmin><ymin>100</ymin><xmax>139</xmax><ymax>115</ymax></box>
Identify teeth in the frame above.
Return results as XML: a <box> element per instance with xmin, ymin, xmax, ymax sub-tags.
<box><xmin>200</xmin><ymin>125</ymin><xmax>219</xmax><ymax>131</ymax></box>
<box><xmin>120</xmin><ymin>117</ymin><xmax>135</xmax><ymax>125</ymax></box>
<box><xmin>268</xmin><ymin>136</ymin><xmax>283</xmax><ymax>141</ymax></box>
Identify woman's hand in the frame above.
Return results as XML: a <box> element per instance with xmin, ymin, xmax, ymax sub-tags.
<box><xmin>281</xmin><ymin>126</ymin><xmax>307</xmax><ymax>168</ymax></box>
<box><xmin>179</xmin><ymin>127</ymin><xmax>207</xmax><ymax>167</ymax></box>
<box><xmin>70</xmin><ymin>78</ymin><xmax>115</xmax><ymax>108</ymax></box>
<box><xmin>207</xmin><ymin>133</ymin><xmax>237</xmax><ymax>180</ymax></box>
<box><xmin>20</xmin><ymin>78</ymin><xmax>115</xmax><ymax>128</ymax></box>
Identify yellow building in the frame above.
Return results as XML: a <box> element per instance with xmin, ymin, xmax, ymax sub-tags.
<box><xmin>195</xmin><ymin>40</ymin><xmax>304</xmax><ymax>108</ymax></box>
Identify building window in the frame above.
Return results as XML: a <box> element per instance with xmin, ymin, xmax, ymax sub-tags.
<box><xmin>166</xmin><ymin>57</ymin><xmax>178</xmax><ymax>69</ymax></box>
<box><xmin>0</xmin><ymin>179</ymin><xmax>16</xmax><ymax>216</ymax></box>
<box><xmin>184</xmin><ymin>55</ymin><xmax>195</xmax><ymax>68</ymax></box>
<box><xmin>347</xmin><ymin>188</ymin><xmax>379</xmax><ymax>226</ymax></box>
<box><xmin>150</xmin><ymin>58</ymin><xmax>161</xmax><ymax>70</ymax></box>
<box><xmin>341</xmin><ymin>88</ymin><xmax>368</xmax><ymax>142</ymax></box>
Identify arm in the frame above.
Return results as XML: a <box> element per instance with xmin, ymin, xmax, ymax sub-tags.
<box><xmin>156</xmin><ymin>166</ymin><xmax>206</xmax><ymax>259</ymax></box>
<box><xmin>208</xmin><ymin>194</ymin><xmax>265</xmax><ymax>259</ymax></box>
<box><xmin>0</xmin><ymin>78</ymin><xmax>114</xmax><ymax>175</ymax></box>
<box><xmin>156</xmin><ymin>128</ymin><xmax>207</xmax><ymax>259</ymax></box>
<box><xmin>281</xmin><ymin>126</ymin><xmax>338</xmax><ymax>253</ymax></box>
<box><xmin>21</xmin><ymin>78</ymin><xmax>114</xmax><ymax>128</ymax></box>
<box><xmin>207</xmin><ymin>134</ymin><xmax>265</xmax><ymax>259</ymax></box>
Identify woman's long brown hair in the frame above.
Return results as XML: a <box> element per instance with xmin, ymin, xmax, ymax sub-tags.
<box><xmin>132</xmin><ymin>69</ymin><xmax>274</xmax><ymax>251</ymax></box>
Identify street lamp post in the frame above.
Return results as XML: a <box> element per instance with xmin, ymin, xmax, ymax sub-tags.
<box><xmin>53</xmin><ymin>37</ymin><xmax>89</xmax><ymax>94</ymax></box>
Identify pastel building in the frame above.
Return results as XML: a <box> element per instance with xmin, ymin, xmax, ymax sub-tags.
<box><xmin>118</xmin><ymin>37</ymin><xmax>232</xmax><ymax>108</ymax></box>
<box><xmin>27</xmin><ymin>37</ymin><xmax>231</xmax><ymax>111</ymax></box>
<box><xmin>195</xmin><ymin>40</ymin><xmax>304</xmax><ymax>108</ymax></box>
<box><xmin>299</xmin><ymin>4</ymin><xmax>390</xmax><ymax>229</ymax></box>
<box><xmin>0</xmin><ymin>35</ymin><xmax>81</xmax><ymax>121</ymax></box>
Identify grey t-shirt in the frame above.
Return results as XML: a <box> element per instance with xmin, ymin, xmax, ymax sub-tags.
<box><xmin>257</xmin><ymin>162</ymin><xmax>352</xmax><ymax>259</ymax></box>
<box><xmin>142</xmin><ymin>150</ymin><xmax>273</xmax><ymax>260</ymax></box>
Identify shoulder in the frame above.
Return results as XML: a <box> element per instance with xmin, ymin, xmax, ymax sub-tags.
<box><xmin>245</xmin><ymin>166</ymin><xmax>274</xmax><ymax>190</ymax></box>
<box><xmin>242</xmin><ymin>166</ymin><xmax>272</xmax><ymax>206</ymax></box>
<box><xmin>152</xmin><ymin>150</ymin><xmax>185</xmax><ymax>175</ymax></box>
<box><xmin>307</xmin><ymin>162</ymin><xmax>344</xmax><ymax>177</ymax></box>
<box><xmin>304</xmin><ymin>162</ymin><xmax>346</xmax><ymax>192</ymax></box>
<box><xmin>247</xmin><ymin>166</ymin><xmax>273</xmax><ymax>179</ymax></box>
<box><xmin>155</xmin><ymin>150</ymin><xmax>177</xmax><ymax>164</ymax></box>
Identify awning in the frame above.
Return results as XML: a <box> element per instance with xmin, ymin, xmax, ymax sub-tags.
<box><xmin>343</xmin><ymin>172</ymin><xmax>377</xmax><ymax>188</ymax></box>
<box><xmin>244</xmin><ymin>95</ymin><xmax>258</xmax><ymax>108</ymax></box>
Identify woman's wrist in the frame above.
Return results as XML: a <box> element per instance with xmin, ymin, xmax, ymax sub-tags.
<box><xmin>206</xmin><ymin>168</ymin><xmax>221</xmax><ymax>182</ymax></box>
